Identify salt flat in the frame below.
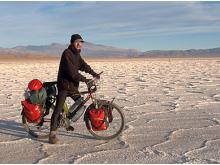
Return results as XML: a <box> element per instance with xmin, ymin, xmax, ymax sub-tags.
<box><xmin>0</xmin><ymin>58</ymin><xmax>220</xmax><ymax>163</ymax></box>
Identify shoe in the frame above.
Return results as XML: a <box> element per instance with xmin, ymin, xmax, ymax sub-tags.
<box><xmin>66</xmin><ymin>125</ymin><xmax>74</xmax><ymax>131</ymax></box>
<box><xmin>49</xmin><ymin>131</ymin><xmax>59</xmax><ymax>144</ymax></box>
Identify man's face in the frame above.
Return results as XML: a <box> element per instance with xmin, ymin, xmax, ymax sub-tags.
<box><xmin>73</xmin><ymin>39</ymin><xmax>83</xmax><ymax>50</ymax></box>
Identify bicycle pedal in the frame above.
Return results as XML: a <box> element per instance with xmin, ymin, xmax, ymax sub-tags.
<box><xmin>66</xmin><ymin>125</ymin><xmax>74</xmax><ymax>131</ymax></box>
<box><xmin>36</xmin><ymin>118</ymin><xmax>44</xmax><ymax>127</ymax></box>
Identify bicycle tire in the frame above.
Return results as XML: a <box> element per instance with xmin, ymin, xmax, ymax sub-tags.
<box><xmin>84</xmin><ymin>100</ymin><xmax>125</xmax><ymax>140</ymax></box>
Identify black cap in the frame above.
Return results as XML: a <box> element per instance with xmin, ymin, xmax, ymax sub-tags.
<box><xmin>70</xmin><ymin>34</ymin><xmax>84</xmax><ymax>43</ymax></box>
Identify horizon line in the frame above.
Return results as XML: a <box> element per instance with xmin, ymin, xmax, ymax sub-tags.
<box><xmin>0</xmin><ymin>42</ymin><xmax>219</xmax><ymax>53</ymax></box>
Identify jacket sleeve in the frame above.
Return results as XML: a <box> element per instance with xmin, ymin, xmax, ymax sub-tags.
<box><xmin>62</xmin><ymin>51</ymin><xmax>87</xmax><ymax>82</ymax></box>
<box><xmin>79</xmin><ymin>56</ymin><xmax>96</xmax><ymax>76</ymax></box>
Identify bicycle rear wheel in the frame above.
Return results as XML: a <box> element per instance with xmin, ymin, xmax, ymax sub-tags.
<box><xmin>22</xmin><ymin>105</ymin><xmax>54</xmax><ymax>139</ymax></box>
<box><xmin>84</xmin><ymin>100</ymin><xmax>125</xmax><ymax>140</ymax></box>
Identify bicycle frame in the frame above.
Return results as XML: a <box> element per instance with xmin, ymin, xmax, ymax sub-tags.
<box><xmin>61</xmin><ymin>84</ymin><xmax>99</xmax><ymax>120</ymax></box>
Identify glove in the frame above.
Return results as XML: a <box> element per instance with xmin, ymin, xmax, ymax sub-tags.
<box><xmin>93</xmin><ymin>72</ymin><xmax>100</xmax><ymax>79</ymax></box>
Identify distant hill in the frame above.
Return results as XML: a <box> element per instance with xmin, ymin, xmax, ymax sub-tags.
<box><xmin>82</xmin><ymin>42</ymin><xmax>141</xmax><ymax>57</ymax></box>
<box><xmin>141</xmin><ymin>47</ymin><xmax>220</xmax><ymax>58</ymax></box>
<box><xmin>0</xmin><ymin>42</ymin><xmax>220</xmax><ymax>58</ymax></box>
<box><xmin>0</xmin><ymin>42</ymin><xmax>141</xmax><ymax>57</ymax></box>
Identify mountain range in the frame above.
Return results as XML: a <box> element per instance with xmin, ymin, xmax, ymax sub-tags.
<box><xmin>141</xmin><ymin>47</ymin><xmax>220</xmax><ymax>58</ymax></box>
<box><xmin>0</xmin><ymin>42</ymin><xmax>220</xmax><ymax>58</ymax></box>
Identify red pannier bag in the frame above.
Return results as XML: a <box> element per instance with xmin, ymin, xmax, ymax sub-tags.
<box><xmin>21</xmin><ymin>99</ymin><xmax>42</xmax><ymax>123</ymax></box>
<box><xmin>89</xmin><ymin>107</ymin><xmax>109</xmax><ymax>131</ymax></box>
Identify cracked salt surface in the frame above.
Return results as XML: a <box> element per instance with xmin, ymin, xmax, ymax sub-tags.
<box><xmin>0</xmin><ymin>58</ymin><xmax>220</xmax><ymax>163</ymax></box>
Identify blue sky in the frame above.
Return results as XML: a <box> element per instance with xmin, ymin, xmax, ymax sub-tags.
<box><xmin>0</xmin><ymin>1</ymin><xmax>220</xmax><ymax>51</ymax></box>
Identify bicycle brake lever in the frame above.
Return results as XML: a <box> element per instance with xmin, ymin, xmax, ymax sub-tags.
<box><xmin>98</xmin><ymin>71</ymin><xmax>103</xmax><ymax>75</ymax></box>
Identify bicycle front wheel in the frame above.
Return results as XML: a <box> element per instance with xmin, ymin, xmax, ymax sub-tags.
<box><xmin>84</xmin><ymin>100</ymin><xmax>125</xmax><ymax>140</ymax></box>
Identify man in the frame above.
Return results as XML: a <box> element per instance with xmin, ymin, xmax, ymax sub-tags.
<box><xmin>49</xmin><ymin>34</ymin><xmax>100</xmax><ymax>144</ymax></box>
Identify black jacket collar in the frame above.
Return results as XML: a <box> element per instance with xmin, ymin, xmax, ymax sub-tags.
<box><xmin>68</xmin><ymin>45</ymin><xmax>81</xmax><ymax>55</ymax></box>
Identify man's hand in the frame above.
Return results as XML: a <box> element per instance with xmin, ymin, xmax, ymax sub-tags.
<box><xmin>85</xmin><ymin>78</ymin><xmax>92</xmax><ymax>84</ymax></box>
<box><xmin>93</xmin><ymin>73</ymin><xmax>100</xmax><ymax>79</ymax></box>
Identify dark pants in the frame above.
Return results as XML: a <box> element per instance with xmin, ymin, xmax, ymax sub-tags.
<box><xmin>50</xmin><ymin>90</ymin><xmax>81</xmax><ymax>131</ymax></box>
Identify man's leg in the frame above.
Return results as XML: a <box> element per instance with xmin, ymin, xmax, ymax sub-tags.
<box><xmin>65</xmin><ymin>90</ymin><xmax>81</xmax><ymax>131</ymax></box>
<box><xmin>49</xmin><ymin>90</ymin><xmax>67</xmax><ymax>144</ymax></box>
<box><xmin>70</xmin><ymin>93</ymin><xmax>81</xmax><ymax>101</ymax></box>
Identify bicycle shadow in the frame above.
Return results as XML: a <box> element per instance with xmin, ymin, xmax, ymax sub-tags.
<box><xmin>60</xmin><ymin>132</ymin><xmax>96</xmax><ymax>140</ymax></box>
<box><xmin>0</xmin><ymin>119</ymin><xmax>27</xmax><ymax>139</ymax></box>
<box><xmin>0</xmin><ymin>119</ymin><xmax>96</xmax><ymax>143</ymax></box>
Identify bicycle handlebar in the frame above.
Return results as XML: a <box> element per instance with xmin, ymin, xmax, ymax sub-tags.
<box><xmin>87</xmin><ymin>71</ymin><xmax>103</xmax><ymax>84</ymax></box>
<box><xmin>86</xmin><ymin>71</ymin><xmax>103</xmax><ymax>92</ymax></box>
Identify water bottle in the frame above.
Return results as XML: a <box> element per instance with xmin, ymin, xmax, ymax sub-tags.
<box><xmin>68</xmin><ymin>97</ymin><xmax>86</xmax><ymax>122</ymax></box>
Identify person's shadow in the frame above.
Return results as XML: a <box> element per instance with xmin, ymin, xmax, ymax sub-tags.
<box><xmin>0</xmin><ymin>119</ymin><xmax>96</xmax><ymax>143</ymax></box>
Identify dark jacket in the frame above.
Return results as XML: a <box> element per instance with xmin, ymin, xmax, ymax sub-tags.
<box><xmin>57</xmin><ymin>45</ymin><xmax>96</xmax><ymax>92</ymax></box>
